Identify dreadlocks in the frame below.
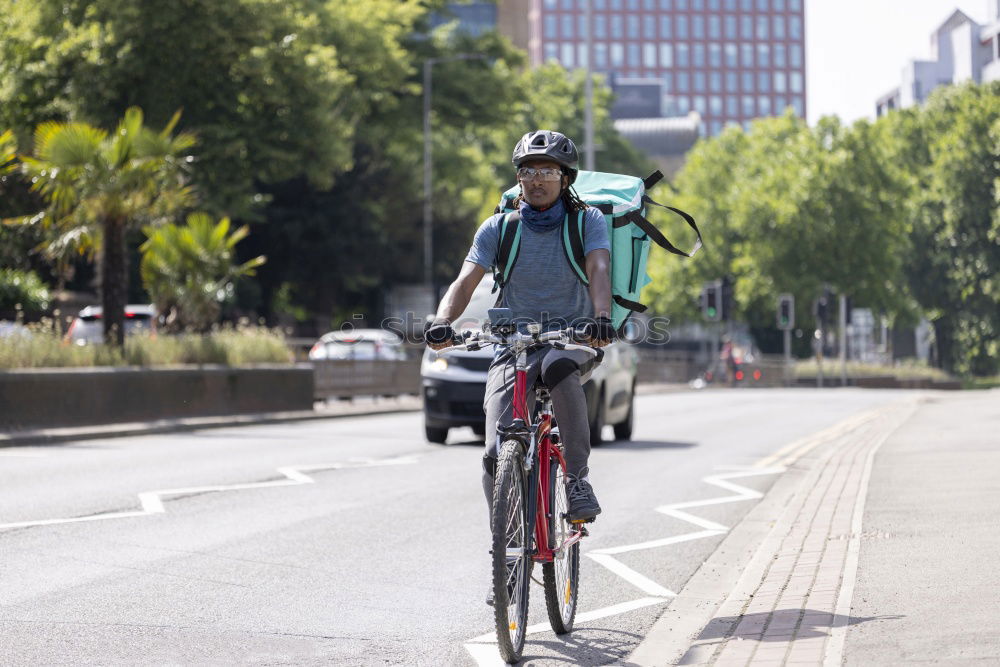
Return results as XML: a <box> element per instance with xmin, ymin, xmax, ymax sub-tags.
<box><xmin>561</xmin><ymin>185</ymin><xmax>589</xmax><ymax>213</ymax></box>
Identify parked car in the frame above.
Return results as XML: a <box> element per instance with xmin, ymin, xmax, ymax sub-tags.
<box><xmin>0</xmin><ymin>321</ymin><xmax>31</xmax><ymax>339</ymax></box>
<box><xmin>65</xmin><ymin>304</ymin><xmax>157</xmax><ymax>345</ymax></box>
<box><xmin>421</xmin><ymin>277</ymin><xmax>638</xmax><ymax>445</ymax></box>
<box><xmin>308</xmin><ymin>328</ymin><xmax>407</xmax><ymax>361</ymax></box>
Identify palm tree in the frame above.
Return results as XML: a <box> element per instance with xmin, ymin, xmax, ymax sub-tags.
<box><xmin>140</xmin><ymin>213</ymin><xmax>265</xmax><ymax>332</ymax></box>
<box><xmin>12</xmin><ymin>108</ymin><xmax>194</xmax><ymax>346</ymax></box>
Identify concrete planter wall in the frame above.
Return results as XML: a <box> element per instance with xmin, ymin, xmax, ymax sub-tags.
<box><xmin>0</xmin><ymin>365</ymin><xmax>314</xmax><ymax>431</ymax></box>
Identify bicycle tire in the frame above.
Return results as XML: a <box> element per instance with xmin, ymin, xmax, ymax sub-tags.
<box><xmin>542</xmin><ymin>459</ymin><xmax>580</xmax><ymax>634</ymax></box>
<box><xmin>491</xmin><ymin>438</ymin><xmax>531</xmax><ymax>663</ymax></box>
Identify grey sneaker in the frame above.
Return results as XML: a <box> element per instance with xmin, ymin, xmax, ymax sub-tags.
<box><xmin>566</xmin><ymin>475</ymin><xmax>601</xmax><ymax>523</ymax></box>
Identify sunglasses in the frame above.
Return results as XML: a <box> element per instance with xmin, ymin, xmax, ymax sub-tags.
<box><xmin>517</xmin><ymin>167</ymin><xmax>563</xmax><ymax>182</ymax></box>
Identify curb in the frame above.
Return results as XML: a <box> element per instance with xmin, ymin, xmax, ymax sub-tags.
<box><xmin>0</xmin><ymin>397</ymin><xmax>422</xmax><ymax>447</ymax></box>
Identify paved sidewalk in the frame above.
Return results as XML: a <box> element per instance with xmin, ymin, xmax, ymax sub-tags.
<box><xmin>630</xmin><ymin>397</ymin><xmax>919</xmax><ymax>666</ymax></box>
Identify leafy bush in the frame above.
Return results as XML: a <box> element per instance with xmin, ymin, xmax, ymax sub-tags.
<box><xmin>0</xmin><ymin>321</ymin><xmax>292</xmax><ymax>369</ymax></box>
<box><xmin>0</xmin><ymin>269</ymin><xmax>50</xmax><ymax>315</ymax></box>
<box><xmin>794</xmin><ymin>359</ymin><xmax>952</xmax><ymax>381</ymax></box>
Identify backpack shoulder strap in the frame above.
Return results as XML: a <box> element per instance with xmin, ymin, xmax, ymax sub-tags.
<box><xmin>561</xmin><ymin>210</ymin><xmax>589</xmax><ymax>286</ymax></box>
<box><xmin>491</xmin><ymin>211</ymin><xmax>522</xmax><ymax>303</ymax></box>
<box><xmin>612</xmin><ymin>196</ymin><xmax>703</xmax><ymax>258</ymax></box>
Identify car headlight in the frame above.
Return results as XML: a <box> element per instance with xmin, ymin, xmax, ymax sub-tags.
<box><xmin>429</xmin><ymin>357</ymin><xmax>449</xmax><ymax>372</ymax></box>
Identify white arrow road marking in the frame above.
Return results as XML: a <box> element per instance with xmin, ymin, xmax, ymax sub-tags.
<box><xmin>0</xmin><ymin>455</ymin><xmax>418</xmax><ymax>531</ymax></box>
<box><xmin>464</xmin><ymin>466</ymin><xmax>785</xmax><ymax>665</ymax></box>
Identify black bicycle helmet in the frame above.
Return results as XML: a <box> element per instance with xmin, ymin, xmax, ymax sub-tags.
<box><xmin>511</xmin><ymin>130</ymin><xmax>580</xmax><ymax>184</ymax></box>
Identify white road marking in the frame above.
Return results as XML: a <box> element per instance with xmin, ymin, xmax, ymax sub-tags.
<box><xmin>0</xmin><ymin>455</ymin><xmax>419</xmax><ymax>532</ymax></box>
<box><xmin>464</xmin><ymin>467</ymin><xmax>785</xmax><ymax>665</ymax></box>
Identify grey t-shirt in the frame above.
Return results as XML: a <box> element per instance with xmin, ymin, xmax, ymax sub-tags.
<box><xmin>465</xmin><ymin>207</ymin><xmax>610</xmax><ymax>329</ymax></box>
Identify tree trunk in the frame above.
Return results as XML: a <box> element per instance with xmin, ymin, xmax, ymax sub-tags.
<box><xmin>931</xmin><ymin>316</ymin><xmax>954</xmax><ymax>374</ymax></box>
<box><xmin>101</xmin><ymin>217</ymin><xmax>128</xmax><ymax>347</ymax></box>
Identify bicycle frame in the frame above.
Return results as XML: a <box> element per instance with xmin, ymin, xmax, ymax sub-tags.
<box><xmin>508</xmin><ymin>346</ymin><xmax>587</xmax><ymax>565</ymax></box>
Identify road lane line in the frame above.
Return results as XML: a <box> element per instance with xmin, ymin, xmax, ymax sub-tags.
<box><xmin>587</xmin><ymin>554</ymin><xmax>676</xmax><ymax>597</ymax></box>
<box><xmin>0</xmin><ymin>455</ymin><xmax>418</xmax><ymax>532</ymax></box>
<box><xmin>590</xmin><ymin>529</ymin><xmax>724</xmax><ymax>555</ymax></box>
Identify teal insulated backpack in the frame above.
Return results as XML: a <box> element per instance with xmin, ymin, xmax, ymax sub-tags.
<box><xmin>492</xmin><ymin>170</ymin><xmax>702</xmax><ymax>334</ymax></box>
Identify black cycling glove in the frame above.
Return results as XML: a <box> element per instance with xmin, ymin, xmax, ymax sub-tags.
<box><xmin>424</xmin><ymin>317</ymin><xmax>457</xmax><ymax>347</ymax></box>
<box><xmin>578</xmin><ymin>316</ymin><xmax>615</xmax><ymax>345</ymax></box>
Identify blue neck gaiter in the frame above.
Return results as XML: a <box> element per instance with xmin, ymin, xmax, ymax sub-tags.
<box><xmin>519</xmin><ymin>196</ymin><xmax>565</xmax><ymax>233</ymax></box>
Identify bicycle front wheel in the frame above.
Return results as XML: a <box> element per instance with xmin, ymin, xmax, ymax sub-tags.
<box><xmin>543</xmin><ymin>459</ymin><xmax>580</xmax><ymax>634</ymax></box>
<box><xmin>491</xmin><ymin>438</ymin><xmax>531</xmax><ymax>663</ymax></box>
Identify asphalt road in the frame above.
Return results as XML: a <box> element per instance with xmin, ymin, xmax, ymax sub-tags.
<box><xmin>0</xmin><ymin>388</ymin><xmax>909</xmax><ymax>666</ymax></box>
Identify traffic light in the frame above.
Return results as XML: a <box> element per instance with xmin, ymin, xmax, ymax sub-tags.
<box><xmin>813</xmin><ymin>288</ymin><xmax>834</xmax><ymax>328</ymax></box>
<box><xmin>777</xmin><ymin>294</ymin><xmax>794</xmax><ymax>330</ymax></box>
<box><xmin>702</xmin><ymin>281</ymin><xmax>721</xmax><ymax>322</ymax></box>
<box><xmin>720</xmin><ymin>276</ymin><xmax>734</xmax><ymax>322</ymax></box>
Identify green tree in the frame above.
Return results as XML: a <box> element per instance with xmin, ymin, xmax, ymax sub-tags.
<box><xmin>140</xmin><ymin>213</ymin><xmax>265</xmax><ymax>332</ymax></box>
<box><xmin>11</xmin><ymin>107</ymin><xmax>194</xmax><ymax>345</ymax></box>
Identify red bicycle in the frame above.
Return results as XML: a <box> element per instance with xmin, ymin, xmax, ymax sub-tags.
<box><xmin>438</xmin><ymin>312</ymin><xmax>600</xmax><ymax>663</ymax></box>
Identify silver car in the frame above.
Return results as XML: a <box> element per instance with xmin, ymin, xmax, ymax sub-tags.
<box><xmin>65</xmin><ymin>304</ymin><xmax>157</xmax><ymax>345</ymax></box>
<box><xmin>421</xmin><ymin>278</ymin><xmax>638</xmax><ymax>445</ymax></box>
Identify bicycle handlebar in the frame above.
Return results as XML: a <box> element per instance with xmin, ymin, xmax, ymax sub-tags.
<box><xmin>433</xmin><ymin>327</ymin><xmax>600</xmax><ymax>359</ymax></box>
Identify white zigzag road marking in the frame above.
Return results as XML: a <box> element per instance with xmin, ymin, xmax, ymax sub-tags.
<box><xmin>0</xmin><ymin>455</ymin><xmax>419</xmax><ymax>531</ymax></box>
<box><xmin>464</xmin><ymin>466</ymin><xmax>785</xmax><ymax>665</ymax></box>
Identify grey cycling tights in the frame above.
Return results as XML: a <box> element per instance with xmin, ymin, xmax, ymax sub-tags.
<box><xmin>481</xmin><ymin>345</ymin><xmax>598</xmax><ymax>507</ymax></box>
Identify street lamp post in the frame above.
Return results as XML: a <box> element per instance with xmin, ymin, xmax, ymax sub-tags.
<box><xmin>422</xmin><ymin>54</ymin><xmax>486</xmax><ymax>294</ymax></box>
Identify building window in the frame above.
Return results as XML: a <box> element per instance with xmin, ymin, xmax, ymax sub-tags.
<box><xmin>742</xmin><ymin>95</ymin><xmax>754</xmax><ymax>116</ymax></box>
<box><xmin>561</xmin><ymin>15</ymin><xmax>574</xmax><ymax>39</ymax></box>
<box><xmin>677</xmin><ymin>0</ymin><xmax>688</xmax><ymax>9</ymax></box>
<box><xmin>773</xmin><ymin>0</ymin><xmax>785</xmax><ymax>9</ymax></box>
<box><xmin>792</xmin><ymin>95</ymin><xmax>803</xmax><ymax>116</ymax></box>
<box><xmin>773</xmin><ymin>15</ymin><xmax>785</xmax><ymax>39</ymax></box>
<box><xmin>710</xmin><ymin>95</ymin><xmax>723</xmax><ymax>115</ymax></box>
<box><xmin>645</xmin><ymin>0</ymin><xmax>656</xmax><ymax>8</ymax></box>
<box><xmin>579</xmin><ymin>15</ymin><xmax>589</xmax><ymax>39</ymax></box>
<box><xmin>774</xmin><ymin>95</ymin><xmax>786</xmax><ymax>113</ymax></box>
<box><xmin>578</xmin><ymin>43</ymin><xmax>589</xmax><ymax>68</ymax></box>
<box><xmin>790</xmin><ymin>44</ymin><xmax>802</xmax><ymax>67</ymax></box>
<box><xmin>725</xmin><ymin>43</ymin><xmax>738</xmax><ymax>67</ymax></box>
<box><xmin>693</xmin><ymin>15</ymin><xmax>705</xmax><ymax>39</ymax></box>
<box><xmin>660</xmin><ymin>0</ymin><xmax>673</xmax><ymax>8</ymax></box>
<box><xmin>660</xmin><ymin>43</ymin><xmax>674</xmax><ymax>67</ymax></box>
<box><xmin>725</xmin><ymin>0</ymin><xmax>737</xmax><ymax>9</ymax></box>
<box><xmin>742</xmin><ymin>71</ymin><xmax>754</xmax><ymax>91</ymax></box>
<box><xmin>709</xmin><ymin>15</ymin><xmax>721</xmax><ymax>39</ymax></box>
<box><xmin>725</xmin><ymin>15</ymin><xmax>737</xmax><ymax>39</ymax></box>
<box><xmin>726</xmin><ymin>95</ymin><xmax>738</xmax><ymax>115</ymax></box>
<box><xmin>710</xmin><ymin>0</ymin><xmax>721</xmax><ymax>11</ymax></box>
<box><xmin>789</xmin><ymin>0</ymin><xmax>801</xmax><ymax>11</ymax></box>
<box><xmin>611</xmin><ymin>42</ymin><xmax>625</xmax><ymax>66</ymax></box>
<box><xmin>693</xmin><ymin>0</ymin><xmax>704</xmax><ymax>9</ymax></box>
<box><xmin>790</xmin><ymin>16</ymin><xmax>802</xmax><ymax>39</ymax></box>
<box><xmin>756</xmin><ymin>16</ymin><xmax>769</xmax><ymax>40</ymax></box>
<box><xmin>741</xmin><ymin>43</ymin><xmax>754</xmax><ymax>68</ymax></box>
<box><xmin>694</xmin><ymin>71</ymin><xmax>706</xmax><ymax>91</ymax></box>
<box><xmin>594</xmin><ymin>43</ymin><xmax>608</xmax><ymax>68</ymax></box>
<box><xmin>677</xmin><ymin>15</ymin><xmax>689</xmax><ymax>39</ymax></box>
<box><xmin>710</xmin><ymin>71</ymin><xmax>722</xmax><ymax>91</ymax></box>
<box><xmin>741</xmin><ymin>16</ymin><xmax>752</xmax><ymax>39</ymax></box>
<box><xmin>628</xmin><ymin>0</ymin><xmax>639</xmax><ymax>9</ymax></box>
<box><xmin>561</xmin><ymin>43</ymin><xmax>575</xmax><ymax>68</ymax></box>
<box><xmin>677</xmin><ymin>71</ymin><xmax>690</xmax><ymax>91</ymax></box>
<box><xmin>627</xmin><ymin>43</ymin><xmax>640</xmax><ymax>66</ymax></box>
<box><xmin>677</xmin><ymin>43</ymin><xmax>690</xmax><ymax>66</ymax></box>
<box><xmin>710</xmin><ymin>43</ymin><xmax>722</xmax><ymax>67</ymax></box>
<box><xmin>595</xmin><ymin>15</ymin><xmax>607</xmax><ymax>37</ymax></box>
<box><xmin>595</xmin><ymin>0</ymin><xmax>607</xmax><ymax>7</ymax></box>
<box><xmin>611</xmin><ymin>0</ymin><xmax>623</xmax><ymax>7</ymax></box>
<box><xmin>757</xmin><ymin>0</ymin><xmax>767</xmax><ymax>11</ymax></box>
<box><xmin>611</xmin><ymin>15</ymin><xmax>623</xmax><ymax>39</ymax></box>
<box><xmin>757</xmin><ymin>43</ymin><xmax>770</xmax><ymax>68</ymax></box>
<box><xmin>758</xmin><ymin>95</ymin><xmax>771</xmax><ymax>115</ymax></box>
<box><xmin>774</xmin><ymin>43</ymin><xmax>786</xmax><ymax>67</ymax></box>
<box><xmin>757</xmin><ymin>71</ymin><xmax>770</xmax><ymax>92</ymax></box>
<box><xmin>790</xmin><ymin>71</ymin><xmax>803</xmax><ymax>93</ymax></box>
<box><xmin>774</xmin><ymin>71</ymin><xmax>787</xmax><ymax>92</ymax></box>
<box><xmin>694</xmin><ymin>43</ymin><xmax>705</xmax><ymax>67</ymax></box>
<box><xmin>726</xmin><ymin>71</ymin><xmax>738</xmax><ymax>92</ymax></box>
<box><xmin>544</xmin><ymin>16</ymin><xmax>557</xmax><ymax>39</ymax></box>
<box><xmin>544</xmin><ymin>0</ymin><xmax>557</xmax><ymax>7</ymax></box>
<box><xmin>644</xmin><ymin>18</ymin><xmax>656</xmax><ymax>40</ymax></box>
<box><xmin>660</xmin><ymin>15</ymin><xmax>673</xmax><ymax>39</ymax></box>
<box><xmin>678</xmin><ymin>96</ymin><xmax>691</xmax><ymax>113</ymax></box>
<box><xmin>544</xmin><ymin>43</ymin><xmax>558</xmax><ymax>62</ymax></box>
<box><xmin>644</xmin><ymin>43</ymin><xmax>657</xmax><ymax>67</ymax></box>
<box><xmin>694</xmin><ymin>95</ymin><xmax>707</xmax><ymax>114</ymax></box>
<box><xmin>627</xmin><ymin>15</ymin><xmax>640</xmax><ymax>38</ymax></box>
<box><xmin>662</xmin><ymin>72</ymin><xmax>674</xmax><ymax>92</ymax></box>
<box><xmin>740</xmin><ymin>0</ymin><xmax>752</xmax><ymax>10</ymax></box>
<box><xmin>563</xmin><ymin>0</ymin><xmax>573</xmax><ymax>10</ymax></box>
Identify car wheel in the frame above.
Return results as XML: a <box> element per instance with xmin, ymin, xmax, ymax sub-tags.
<box><xmin>589</xmin><ymin>388</ymin><xmax>605</xmax><ymax>447</ymax></box>
<box><xmin>425</xmin><ymin>424</ymin><xmax>448</xmax><ymax>444</ymax></box>
<box><xmin>613</xmin><ymin>388</ymin><xmax>635</xmax><ymax>441</ymax></box>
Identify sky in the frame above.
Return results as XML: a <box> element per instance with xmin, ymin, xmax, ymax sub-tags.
<box><xmin>806</xmin><ymin>0</ymin><xmax>993</xmax><ymax>124</ymax></box>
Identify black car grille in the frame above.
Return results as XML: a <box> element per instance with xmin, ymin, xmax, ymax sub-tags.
<box><xmin>452</xmin><ymin>355</ymin><xmax>492</xmax><ymax>372</ymax></box>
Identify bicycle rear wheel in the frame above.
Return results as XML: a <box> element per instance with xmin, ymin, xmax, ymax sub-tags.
<box><xmin>543</xmin><ymin>459</ymin><xmax>580</xmax><ymax>634</ymax></box>
<box><xmin>491</xmin><ymin>438</ymin><xmax>531</xmax><ymax>663</ymax></box>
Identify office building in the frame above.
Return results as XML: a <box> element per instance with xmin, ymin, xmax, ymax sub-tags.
<box><xmin>523</xmin><ymin>0</ymin><xmax>806</xmax><ymax>136</ymax></box>
<box><xmin>877</xmin><ymin>7</ymin><xmax>1000</xmax><ymax>117</ymax></box>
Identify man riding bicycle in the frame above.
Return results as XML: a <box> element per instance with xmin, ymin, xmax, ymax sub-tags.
<box><xmin>425</xmin><ymin>130</ymin><xmax>613</xmax><ymax>526</ymax></box>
